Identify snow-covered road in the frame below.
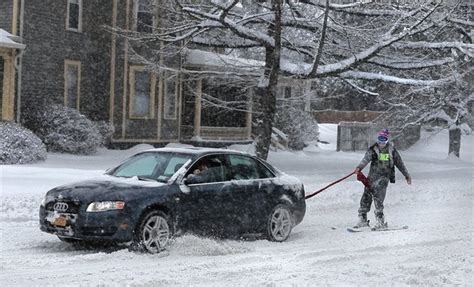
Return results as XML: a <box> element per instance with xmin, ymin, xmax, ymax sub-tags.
<box><xmin>1</xmin><ymin>129</ymin><xmax>472</xmax><ymax>286</ymax></box>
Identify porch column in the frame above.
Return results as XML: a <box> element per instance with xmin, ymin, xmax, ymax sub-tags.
<box><xmin>193</xmin><ymin>79</ymin><xmax>202</xmax><ymax>137</ymax></box>
<box><xmin>1</xmin><ymin>51</ymin><xmax>15</xmax><ymax>121</ymax></box>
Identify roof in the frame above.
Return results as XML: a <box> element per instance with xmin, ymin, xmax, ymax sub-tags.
<box><xmin>183</xmin><ymin>48</ymin><xmax>262</xmax><ymax>71</ymax></box>
<box><xmin>183</xmin><ymin>48</ymin><xmax>313</xmax><ymax>81</ymax></box>
<box><xmin>0</xmin><ymin>29</ymin><xmax>25</xmax><ymax>50</ymax></box>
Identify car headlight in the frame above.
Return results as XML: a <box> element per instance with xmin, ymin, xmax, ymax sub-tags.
<box><xmin>86</xmin><ymin>201</ymin><xmax>125</xmax><ymax>212</ymax></box>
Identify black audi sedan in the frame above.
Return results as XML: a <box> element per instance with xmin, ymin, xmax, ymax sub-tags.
<box><xmin>39</xmin><ymin>147</ymin><xmax>306</xmax><ymax>253</ymax></box>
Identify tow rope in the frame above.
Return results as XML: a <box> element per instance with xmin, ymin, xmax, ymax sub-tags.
<box><xmin>305</xmin><ymin>171</ymin><xmax>370</xmax><ymax>200</ymax></box>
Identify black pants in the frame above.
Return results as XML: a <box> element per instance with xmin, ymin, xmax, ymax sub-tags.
<box><xmin>358</xmin><ymin>177</ymin><xmax>389</xmax><ymax>219</ymax></box>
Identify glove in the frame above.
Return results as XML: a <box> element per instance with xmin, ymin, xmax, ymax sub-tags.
<box><xmin>356</xmin><ymin>171</ymin><xmax>370</xmax><ymax>188</ymax></box>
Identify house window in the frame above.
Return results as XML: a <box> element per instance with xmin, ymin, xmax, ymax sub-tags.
<box><xmin>64</xmin><ymin>60</ymin><xmax>81</xmax><ymax>110</ymax></box>
<box><xmin>129</xmin><ymin>66</ymin><xmax>155</xmax><ymax>119</ymax></box>
<box><xmin>164</xmin><ymin>72</ymin><xmax>177</xmax><ymax>120</ymax></box>
<box><xmin>136</xmin><ymin>0</ymin><xmax>154</xmax><ymax>33</ymax></box>
<box><xmin>67</xmin><ymin>0</ymin><xmax>82</xmax><ymax>31</ymax></box>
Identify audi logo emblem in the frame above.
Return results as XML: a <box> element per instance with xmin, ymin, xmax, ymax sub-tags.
<box><xmin>53</xmin><ymin>202</ymin><xmax>69</xmax><ymax>212</ymax></box>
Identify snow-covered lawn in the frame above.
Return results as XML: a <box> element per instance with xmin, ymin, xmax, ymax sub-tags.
<box><xmin>1</xmin><ymin>127</ymin><xmax>472</xmax><ymax>286</ymax></box>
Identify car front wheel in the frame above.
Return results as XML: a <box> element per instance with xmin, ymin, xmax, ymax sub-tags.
<box><xmin>135</xmin><ymin>210</ymin><xmax>172</xmax><ymax>253</ymax></box>
<box><xmin>266</xmin><ymin>204</ymin><xmax>293</xmax><ymax>242</ymax></box>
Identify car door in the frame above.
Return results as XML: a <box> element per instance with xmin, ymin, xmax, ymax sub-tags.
<box><xmin>226</xmin><ymin>154</ymin><xmax>276</xmax><ymax>230</ymax></box>
<box><xmin>180</xmin><ymin>154</ymin><xmax>235</xmax><ymax>230</ymax></box>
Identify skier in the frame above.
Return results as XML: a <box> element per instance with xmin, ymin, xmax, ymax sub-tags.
<box><xmin>354</xmin><ymin>128</ymin><xmax>411</xmax><ymax>229</ymax></box>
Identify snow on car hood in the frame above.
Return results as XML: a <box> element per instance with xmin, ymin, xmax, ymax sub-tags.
<box><xmin>52</xmin><ymin>174</ymin><xmax>168</xmax><ymax>190</ymax></box>
<box><xmin>92</xmin><ymin>174</ymin><xmax>167</xmax><ymax>187</ymax></box>
<box><xmin>46</xmin><ymin>175</ymin><xmax>168</xmax><ymax>202</ymax></box>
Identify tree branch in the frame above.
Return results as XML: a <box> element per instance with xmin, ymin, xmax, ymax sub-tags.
<box><xmin>308</xmin><ymin>0</ymin><xmax>329</xmax><ymax>76</ymax></box>
<box><xmin>394</xmin><ymin>41</ymin><xmax>474</xmax><ymax>57</ymax></box>
<box><xmin>306</xmin><ymin>2</ymin><xmax>442</xmax><ymax>76</ymax></box>
<box><xmin>182</xmin><ymin>6</ymin><xmax>275</xmax><ymax>47</ymax></box>
<box><xmin>340</xmin><ymin>70</ymin><xmax>452</xmax><ymax>86</ymax></box>
<box><xmin>368</xmin><ymin>57</ymin><xmax>454</xmax><ymax>70</ymax></box>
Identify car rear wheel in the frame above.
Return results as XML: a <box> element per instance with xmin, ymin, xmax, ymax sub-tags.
<box><xmin>266</xmin><ymin>204</ymin><xmax>293</xmax><ymax>242</ymax></box>
<box><xmin>135</xmin><ymin>210</ymin><xmax>172</xmax><ymax>253</ymax></box>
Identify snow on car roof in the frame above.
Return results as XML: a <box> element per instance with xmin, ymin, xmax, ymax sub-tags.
<box><xmin>141</xmin><ymin>147</ymin><xmax>251</xmax><ymax>156</ymax></box>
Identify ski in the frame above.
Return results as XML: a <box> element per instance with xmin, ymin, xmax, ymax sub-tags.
<box><xmin>371</xmin><ymin>225</ymin><xmax>408</xmax><ymax>232</ymax></box>
<box><xmin>347</xmin><ymin>225</ymin><xmax>408</xmax><ymax>233</ymax></box>
<box><xmin>346</xmin><ymin>226</ymin><xmax>371</xmax><ymax>233</ymax></box>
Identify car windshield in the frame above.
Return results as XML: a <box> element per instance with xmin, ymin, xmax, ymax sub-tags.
<box><xmin>108</xmin><ymin>152</ymin><xmax>193</xmax><ymax>183</ymax></box>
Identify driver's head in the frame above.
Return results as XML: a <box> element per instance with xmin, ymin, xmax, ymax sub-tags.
<box><xmin>197</xmin><ymin>159</ymin><xmax>209</xmax><ymax>170</ymax></box>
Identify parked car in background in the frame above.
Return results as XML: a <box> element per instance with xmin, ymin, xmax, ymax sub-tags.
<box><xmin>39</xmin><ymin>147</ymin><xmax>306</xmax><ymax>253</ymax></box>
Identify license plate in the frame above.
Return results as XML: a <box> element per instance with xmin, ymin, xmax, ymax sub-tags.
<box><xmin>53</xmin><ymin>216</ymin><xmax>67</xmax><ymax>227</ymax></box>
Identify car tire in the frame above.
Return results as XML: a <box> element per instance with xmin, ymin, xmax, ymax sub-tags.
<box><xmin>265</xmin><ymin>204</ymin><xmax>293</xmax><ymax>242</ymax></box>
<box><xmin>134</xmin><ymin>210</ymin><xmax>173</xmax><ymax>253</ymax></box>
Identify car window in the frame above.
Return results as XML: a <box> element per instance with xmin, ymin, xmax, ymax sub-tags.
<box><xmin>228</xmin><ymin>155</ymin><xmax>261</xmax><ymax>180</ymax></box>
<box><xmin>254</xmin><ymin>159</ymin><xmax>276</xmax><ymax>178</ymax></box>
<box><xmin>163</xmin><ymin>156</ymin><xmax>190</xmax><ymax>177</ymax></box>
<box><xmin>114</xmin><ymin>154</ymin><xmax>159</xmax><ymax>178</ymax></box>
<box><xmin>111</xmin><ymin>152</ymin><xmax>193</xmax><ymax>182</ymax></box>
<box><xmin>186</xmin><ymin>155</ymin><xmax>228</xmax><ymax>184</ymax></box>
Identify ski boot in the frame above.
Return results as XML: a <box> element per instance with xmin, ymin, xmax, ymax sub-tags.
<box><xmin>373</xmin><ymin>215</ymin><xmax>388</xmax><ymax>230</ymax></box>
<box><xmin>353</xmin><ymin>214</ymin><xmax>370</xmax><ymax>228</ymax></box>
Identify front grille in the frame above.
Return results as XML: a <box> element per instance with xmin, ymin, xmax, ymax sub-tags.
<box><xmin>46</xmin><ymin>200</ymin><xmax>81</xmax><ymax>213</ymax></box>
<box><xmin>81</xmin><ymin>226</ymin><xmax>117</xmax><ymax>236</ymax></box>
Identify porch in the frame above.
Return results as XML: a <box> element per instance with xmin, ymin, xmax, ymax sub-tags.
<box><xmin>0</xmin><ymin>29</ymin><xmax>25</xmax><ymax>121</ymax></box>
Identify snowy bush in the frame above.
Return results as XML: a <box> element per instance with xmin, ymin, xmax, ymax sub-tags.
<box><xmin>26</xmin><ymin>105</ymin><xmax>102</xmax><ymax>155</ymax></box>
<box><xmin>93</xmin><ymin>120</ymin><xmax>115</xmax><ymax>147</ymax></box>
<box><xmin>274</xmin><ymin>106</ymin><xmax>319</xmax><ymax>150</ymax></box>
<box><xmin>0</xmin><ymin>122</ymin><xmax>47</xmax><ymax>164</ymax></box>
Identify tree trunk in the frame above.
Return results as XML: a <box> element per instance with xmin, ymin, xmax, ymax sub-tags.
<box><xmin>254</xmin><ymin>0</ymin><xmax>282</xmax><ymax>160</ymax></box>
<box><xmin>448</xmin><ymin>127</ymin><xmax>461</xmax><ymax>157</ymax></box>
<box><xmin>254</xmin><ymin>85</ymin><xmax>276</xmax><ymax>160</ymax></box>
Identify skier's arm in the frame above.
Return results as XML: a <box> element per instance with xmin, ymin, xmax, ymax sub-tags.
<box><xmin>355</xmin><ymin>149</ymin><xmax>374</xmax><ymax>172</ymax></box>
<box><xmin>393</xmin><ymin>149</ymin><xmax>411</xmax><ymax>184</ymax></box>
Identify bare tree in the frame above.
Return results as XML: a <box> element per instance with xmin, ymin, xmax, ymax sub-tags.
<box><xmin>125</xmin><ymin>0</ymin><xmax>473</xmax><ymax>159</ymax></box>
<box><xmin>376</xmin><ymin>76</ymin><xmax>473</xmax><ymax>157</ymax></box>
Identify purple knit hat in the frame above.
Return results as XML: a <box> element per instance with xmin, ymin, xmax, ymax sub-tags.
<box><xmin>377</xmin><ymin>128</ymin><xmax>390</xmax><ymax>144</ymax></box>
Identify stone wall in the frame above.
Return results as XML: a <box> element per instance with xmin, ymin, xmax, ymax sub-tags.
<box><xmin>314</xmin><ymin>110</ymin><xmax>384</xmax><ymax>124</ymax></box>
<box><xmin>337</xmin><ymin>122</ymin><xmax>420</xmax><ymax>151</ymax></box>
<box><xmin>337</xmin><ymin>122</ymin><xmax>375</xmax><ymax>151</ymax></box>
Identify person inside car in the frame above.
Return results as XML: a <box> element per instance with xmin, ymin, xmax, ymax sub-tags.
<box><xmin>186</xmin><ymin>159</ymin><xmax>214</xmax><ymax>184</ymax></box>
